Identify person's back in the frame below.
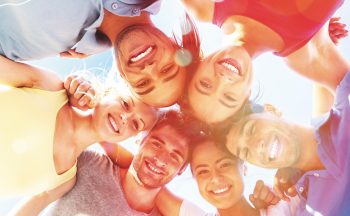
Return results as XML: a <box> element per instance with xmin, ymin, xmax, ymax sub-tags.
<box><xmin>46</xmin><ymin>150</ymin><xmax>161</xmax><ymax>216</ymax></box>
<box><xmin>0</xmin><ymin>0</ymin><xmax>108</xmax><ymax>61</ymax></box>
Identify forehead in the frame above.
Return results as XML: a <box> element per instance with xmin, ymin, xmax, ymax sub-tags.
<box><xmin>145</xmin><ymin>125</ymin><xmax>189</xmax><ymax>153</ymax></box>
<box><xmin>191</xmin><ymin>141</ymin><xmax>235</xmax><ymax>166</ymax></box>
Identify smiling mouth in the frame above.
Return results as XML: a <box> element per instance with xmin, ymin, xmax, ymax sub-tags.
<box><xmin>268</xmin><ymin>136</ymin><xmax>281</xmax><ymax>161</ymax></box>
<box><xmin>210</xmin><ymin>185</ymin><xmax>232</xmax><ymax>195</ymax></box>
<box><xmin>218</xmin><ymin>58</ymin><xmax>241</xmax><ymax>75</ymax></box>
<box><xmin>108</xmin><ymin>114</ymin><xmax>120</xmax><ymax>134</ymax></box>
<box><xmin>145</xmin><ymin>161</ymin><xmax>165</xmax><ymax>175</ymax></box>
<box><xmin>129</xmin><ymin>45</ymin><xmax>155</xmax><ymax>64</ymax></box>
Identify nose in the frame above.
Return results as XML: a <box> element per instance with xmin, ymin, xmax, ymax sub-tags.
<box><xmin>210</xmin><ymin>169</ymin><xmax>223</xmax><ymax>184</ymax></box>
<box><xmin>154</xmin><ymin>153</ymin><xmax>167</xmax><ymax>167</ymax></box>
<box><xmin>217</xmin><ymin>69</ymin><xmax>234</xmax><ymax>83</ymax></box>
<box><xmin>141</xmin><ymin>60</ymin><xmax>157</xmax><ymax>75</ymax></box>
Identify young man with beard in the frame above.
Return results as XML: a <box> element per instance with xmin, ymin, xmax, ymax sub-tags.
<box><xmin>0</xmin><ymin>0</ymin><xmax>200</xmax><ymax>107</ymax></box>
<box><xmin>11</xmin><ymin>110</ymin><xmax>196</xmax><ymax>215</ymax></box>
<box><xmin>224</xmin><ymin>25</ymin><xmax>350</xmax><ymax>216</ymax></box>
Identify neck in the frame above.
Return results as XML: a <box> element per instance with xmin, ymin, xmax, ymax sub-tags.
<box><xmin>120</xmin><ymin>167</ymin><xmax>160</xmax><ymax>213</ymax></box>
<box><xmin>98</xmin><ymin>9</ymin><xmax>152</xmax><ymax>45</ymax></box>
<box><xmin>292</xmin><ymin>125</ymin><xmax>325</xmax><ymax>171</ymax></box>
<box><xmin>56</xmin><ymin>106</ymin><xmax>100</xmax><ymax>156</ymax></box>
<box><xmin>218</xmin><ymin>197</ymin><xmax>259</xmax><ymax>216</ymax></box>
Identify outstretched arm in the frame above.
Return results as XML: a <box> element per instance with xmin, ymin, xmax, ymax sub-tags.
<box><xmin>156</xmin><ymin>188</ymin><xmax>184</xmax><ymax>216</ymax></box>
<box><xmin>9</xmin><ymin>176</ymin><xmax>76</xmax><ymax>216</ymax></box>
<box><xmin>284</xmin><ymin>19</ymin><xmax>350</xmax><ymax>93</ymax></box>
<box><xmin>0</xmin><ymin>55</ymin><xmax>62</xmax><ymax>91</ymax></box>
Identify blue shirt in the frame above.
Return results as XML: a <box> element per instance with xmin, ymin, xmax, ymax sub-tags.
<box><xmin>0</xmin><ymin>0</ymin><xmax>161</xmax><ymax>61</ymax></box>
<box><xmin>295</xmin><ymin>72</ymin><xmax>350</xmax><ymax>215</ymax></box>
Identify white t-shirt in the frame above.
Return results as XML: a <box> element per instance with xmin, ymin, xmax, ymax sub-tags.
<box><xmin>179</xmin><ymin>196</ymin><xmax>300</xmax><ymax>216</ymax></box>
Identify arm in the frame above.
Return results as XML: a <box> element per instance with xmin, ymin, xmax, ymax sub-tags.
<box><xmin>156</xmin><ymin>188</ymin><xmax>183</xmax><ymax>216</ymax></box>
<box><xmin>179</xmin><ymin>0</ymin><xmax>214</xmax><ymax>22</ymax></box>
<box><xmin>284</xmin><ymin>20</ymin><xmax>350</xmax><ymax>93</ymax></box>
<box><xmin>100</xmin><ymin>142</ymin><xmax>133</xmax><ymax>168</ymax></box>
<box><xmin>312</xmin><ymin>84</ymin><xmax>334</xmax><ymax>117</ymax></box>
<box><xmin>9</xmin><ymin>176</ymin><xmax>76</xmax><ymax>216</ymax></box>
<box><xmin>0</xmin><ymin>55</ymin><xmax>62</xmax><ymax>91</ymax></box>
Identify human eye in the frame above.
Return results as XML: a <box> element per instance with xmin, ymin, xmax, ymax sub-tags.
<box><xmin>120</xmin><ymin>98</ymin><xmax>130</xmax><ymax>111</ymax></box>
<box><xmin>135</xmin><ymin>79</ymin><xmax>150</xmax><ymax>88</ymax></box>
<box><xmin>220</xmin><ymin>161</ymin><xmax>234</xmax><ymax>169</ymax></box>
<box><xmin>244</xmin><ymin>121</ymin><xmax>256</xmax><ymax>136</ymax></box>
<box><xmin>152</xmin><ymin>141</ymin><xmax>161</xmax><ymax>149</ymax></box>
<box><xmin>170</xmin><ymin>152</ymin><xmax>181</xmax><ymax>164</ymax></box>
<box><xmin>199</xmin><ymin>79</ymin><xmax>212</xmax><ymax>89</ymax></box>
<box><xmin>224</xmin><ymin>93</ymin><xmax>236</xmax><ymax>102</ymax></box>
<box><xmin>196</xmin><ymin>169</ymin><xmax>209</xmax><ymax>176</ymax></box>
<box><xmin>132</xmin><ymin>119</ymin><xmax>139</xmax><ymax>131</ymax></box>
<box><xmin>160</xmin><ymin>63</ymin><xmax>175</xmax><ymax>74</ymax></box>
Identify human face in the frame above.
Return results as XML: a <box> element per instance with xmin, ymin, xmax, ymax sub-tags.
<box><xmin>191</xmin><ymin>140</ymin><xmax>244</xmax><ymax>209</ymax></box>
<box><xmin>92</xmin><ymin>95</ymin><xmax>157</xmax><ymax>143</ymax></box>
<box><xmin>132</xmin><ymin>125</ymin><xmax>189</xmax><ymax>188</ymax></box>
<box><xmin>115</xmin><ymin>25</ymin><xmax>187</xmax><ymax>107</ymax></box>
<box><xmin>225</xmin><ymin>113</ymin><xmax>301</xmax><ymax>169</ymax></box>
<box><xmin>188</xmin><ymin>46</ymin><xmax>253</xmax><ymax>124</ymax></box>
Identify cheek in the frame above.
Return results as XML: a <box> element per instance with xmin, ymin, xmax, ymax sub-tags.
<box><xmin>196</xmin><ymin>178</ymin><xmax>208</xmax><ymax>195</ymax></box>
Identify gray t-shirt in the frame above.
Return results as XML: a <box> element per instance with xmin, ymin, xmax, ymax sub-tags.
<box><xmin>46</xmin><ymin>150</ymin><xmax>161</xmax><ymax>216</ymax></box>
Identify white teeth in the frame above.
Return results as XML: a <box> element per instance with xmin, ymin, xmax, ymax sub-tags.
<box><xmin>147</xmin><ymin>162</ymin><xmax>162</xmax><ymax>174</ymax></box>
<box><xmin>221</xmin><ymin>62</ymin><xmax>239</xmax><ymax>74</ymax></box>
<box><xmin>212</xmin><ymin>186</ymin><xmax>229</xmax><ymax>194</ymax></box>
<box><xmin>108</xmin><ymin>115</ymin><xmax>119</xmax><ymax>133</ymax></box>
<box><xmin>269</xmin><ymin>139</ymin><xmax>278</xmax><ymax>159</ymax></box>
<box><xmin>130</xmin><ymin>46</ymin><xmax>153</xmax><ymax>63</ymax></box>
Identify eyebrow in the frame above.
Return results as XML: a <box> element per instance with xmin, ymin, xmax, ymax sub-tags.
<box><xmin>163</xmin><ymin>65</ymin><xmax>180</xmax><ymax>83</ymax></box>
<box><xmin>151</xmin><ymin>135</ymin><xmax>165</xmax><ymax>145</ymax></box>
<box><xmin>215</xmin><ymin>157</ymin><xmax>232</xmax><ymax>164</ymax></box>
<box><xmin>195</xmin><ymin>82</ymin><xmax>210</xmax><ymax>96</ymax></box>
<box><xmin>152</xmin><ymin>135</ymin><xmax>185</xmax><ymax>161</ymax></box>
<box><xmin>219</xmin><ymin>98</ymin><xmax>236</xmax><ymax>108</ymax></box>
<box><xmin>136</xmin><ymin>86</ymin><xmax>155</xmax><ymax>95</ymax></box>
<box><xmin>194</xmin><ymin>164</ymin><xmax>209</xmax><ymax>171</ymax></box>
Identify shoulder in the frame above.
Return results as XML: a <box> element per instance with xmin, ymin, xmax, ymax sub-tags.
<box><xmin>180</xmin><ymin>0</ymin><xmax>214</xmax><ymax>22</ymax></box>
<box><xmin>265</xmin><ymin>196</ymin><xmax>301</xmax><ymax>216</ymax></box>
<box><xmin>179</xmin><ymin>200</ymin><xmax>208</xmax><ymax>216</ymax></box>
<box><xmin>78</xmin><ymin>150</ymin><xmax>111</xmax><ymax>169</ymax></box>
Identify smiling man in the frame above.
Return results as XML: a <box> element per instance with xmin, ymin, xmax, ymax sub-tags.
<box><xmin>40</xmin><ymin>110</ymin><xmax>198</xmax><ymax>216</ymax></box>
<box><xmin>224</xmin><ymin>31</ymin><xmax>350</xmax><ymax>215</ymax></box>
<box><xmin>0</xmin><ymin>0</ymin><xmax>200</xmax><ymax>107</ymax></box>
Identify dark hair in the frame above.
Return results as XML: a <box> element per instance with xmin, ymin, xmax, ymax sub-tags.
<box><xmin>188</xmin><ymin>132</ymin><xmax>243</xmax><ymax>174</ymax></box>
<box><xmin>151</xmin><ymin>109</ymin><xmax>206</xmax><ymax>165</ymax></box>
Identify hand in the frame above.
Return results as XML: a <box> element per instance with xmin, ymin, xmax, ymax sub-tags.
<box><xmin>249</xmin><ymin>180</ymin><xmax>280</xmax><ymax>209</ymax></box>
<box><xmin>328</xmin><ymin>17</ymin><xmax>348</xmax><ymax>45</ymax></box>
<box><xmin>273</xmin><ymin>167</ymin><xmax>303</xmax><ymax>201</ymax></box>
<box><xmin>64</xmin><ymin>74</ymin><xmax>98</xmax><ymax>110</ymax></box>
<box><xmin>60</xmin><ymin>49</ymin><xmax>90</xmax><ymax>58</ymax></box>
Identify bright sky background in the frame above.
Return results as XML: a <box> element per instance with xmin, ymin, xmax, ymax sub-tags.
<box><xmin>1</xmin><ymin>0</ymin><xmax>350</xmax><ymax>214</ymax></box>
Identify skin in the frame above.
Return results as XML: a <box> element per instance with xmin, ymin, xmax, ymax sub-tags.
<box><xmin>115</xmin><ymin>25</ymin><xmax>187</xmax><ymax>107</ymax></box>
<box><xmin>191</xmin><ymin>140</ymin><xmax>245</xmax><ymax>209</ymax></box>
<box><xmin>225</xmin><ymin>112</ymin><xmax>322</xmax><ymax>170</ymax></box>
<box><xmin>131</xmin><ymin>124</ymin><xmax>189</xmax><ymax>188</ymax></box>
<box><xmin>188</xmin><ymin>45</ymin><xmax>253</xmax><ymax>123</ymax></box>
<box><xmin>92</xmin><ymin>94</ymin><xmax>158</xmax><ymax>143</ymax></box>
